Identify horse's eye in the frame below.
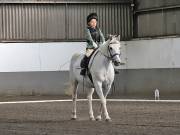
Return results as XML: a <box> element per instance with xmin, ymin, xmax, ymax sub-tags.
<box><xmin>109</xmin><ymin>47</ymin><xmax>113</xmax><ymax>50</ymax></box>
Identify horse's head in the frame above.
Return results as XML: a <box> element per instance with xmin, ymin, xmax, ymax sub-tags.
<box><xmin>107</xmin><ymin>35</ymin><xmax>122</xmax><ymax>66</ymax></box>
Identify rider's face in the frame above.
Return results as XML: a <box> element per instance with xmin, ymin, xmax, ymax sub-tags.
<box><xmin>88</xmin><ymin>19</ymin><xmax>97</xmax><ymax>29</ymax></box>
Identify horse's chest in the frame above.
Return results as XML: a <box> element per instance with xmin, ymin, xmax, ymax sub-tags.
<box><xmin>101</xmin><ymin>72</ymin><xmax>113</xmax><ymax>82</ymax></box>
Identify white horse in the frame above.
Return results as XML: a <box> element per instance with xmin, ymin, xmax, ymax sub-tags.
<box><xmin>69</xmin><ymin>35</ymin><xmax>122</xmax><ymax>122</ymax></box>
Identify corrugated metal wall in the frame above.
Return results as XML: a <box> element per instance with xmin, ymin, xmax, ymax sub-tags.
<box><xmin>0</xmin><ymin>4</ymin><xmax>66</xmax><ymax>41</ymax></box>
<box><xmin>136</xmin><ymin>0</ymin><xmax>180</xmax><ymax>10</ymax></box>
<box><xmin>0</xmin><ymin>1</ymin><xmax>133</xmax><ymax>42</ymax></box>
<box><xmin>67</xmin><ymin>3</ymin><xmax>133</xmax><ymax>40</ymax></box>
<box><xmin>134</xmin><ymin>0</ymin><xmax>180</xmax><ymax>38</ymax></box>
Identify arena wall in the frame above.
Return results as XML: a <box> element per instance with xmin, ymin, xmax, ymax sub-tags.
<box><xmin>0</xmin><ymin>37</ymin><xmax>179</xmax><ymax>98</ymax></box>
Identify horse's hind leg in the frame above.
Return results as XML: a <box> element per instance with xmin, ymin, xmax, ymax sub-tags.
<box><xmin>71</xmin><ymin>81</ymin><xmax>78</xmax><ymax>120</ymax></box>
<box><xmin>87</xmin><ymin>88</ymin><xmax>95</xmax><ymax>121</ymax></box>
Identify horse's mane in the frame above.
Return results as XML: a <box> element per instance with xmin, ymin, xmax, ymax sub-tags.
<box><xmin>99</xmin><ymin>37</ymin><xmax>120</xmax><ymax>57</ymax></box>
<box><xmin>98</xmin><ymin>40</ymin><xmax>109</xmax><ymax>57</ymax></box>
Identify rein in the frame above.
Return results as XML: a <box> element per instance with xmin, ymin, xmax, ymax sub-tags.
<box><xmin>88</xmin><ymin>44</ymin><xmax>119</xmax><ymax>69</ymax></box>
<box><xmin>97</xmin><ymin>44</ymin><xmax>120</xmax><ymax>61</ymax></box>
<box><xmin>88</xmin><ymin>49</ymin><xmax>100</xmax><ymax>70</ymax></box>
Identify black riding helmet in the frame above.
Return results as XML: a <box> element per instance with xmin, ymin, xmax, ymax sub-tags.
<box><xmin>87</xmin><ymin>13</ymin><xmax>98</xmax><ymax>24</ymax></box>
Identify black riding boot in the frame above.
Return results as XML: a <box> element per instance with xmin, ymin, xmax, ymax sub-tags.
<box><xmin>80</xmin><ymin>68</ymin><xmax>86</xmax><ymax>76</ymax></box>
<box><xmin>80</xmin><ymin>56</ymin><xmax>89</xmax><ymax>76</ymax></box>
<box><xmin>114</xmin><ymin>69</ymin><xmax>119</xmax><ymax>74</ymax></box>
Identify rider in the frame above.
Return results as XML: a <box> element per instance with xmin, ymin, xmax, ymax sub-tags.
<box><xmin>80</xmin><ymin>13</ymin><xmax>105</xmax><ymax>76</ymax></box>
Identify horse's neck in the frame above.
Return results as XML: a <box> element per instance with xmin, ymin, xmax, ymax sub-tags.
<box><xmin>96</xmin><ymin>43</ymin><xmax>112</xmax><ymax>68</ymax></box>
<box><xmin>98</xmin><ymin>42</ymin><xmax>109</xmax><ymax>57</ymax></box>
<box><xmin>89</xmin><ymin>42</ymin><xmax>110</xmax><ymax>68</ymax></box>
<box><xmin>89</xmin><ymin>44</ymin><xmax>113</xmax><ymax>76</ymax></box>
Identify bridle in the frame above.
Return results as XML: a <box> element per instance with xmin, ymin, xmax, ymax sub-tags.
<box><xmin>107</xmin><ymin>45</ymin><xmax>121</xmax><ymax>61</ymax></box>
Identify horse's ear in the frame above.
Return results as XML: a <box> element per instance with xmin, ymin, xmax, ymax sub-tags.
<box><xmin>117</xmin><ymin>35</ymin><xmax>121</xmax><ymax>41</ymax></box>
<box><xmin>108</xmin><ymin>34</ymin><xmax>113</xmax><ymax>40</ymax></box>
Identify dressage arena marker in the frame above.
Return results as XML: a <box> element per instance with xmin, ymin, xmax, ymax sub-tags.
<box><xmin>0</xmin><ymin>99</ymin><xmax>180</xmax><ymax>105</ymax></box>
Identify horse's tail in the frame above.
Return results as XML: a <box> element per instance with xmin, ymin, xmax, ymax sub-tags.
<box><xmin>69</xmin><ymin>53</ymin><xmax>81</xmax><ymax>81</ymax></box>
<box><xmin>65</xmin><ymin>53</ymin><xmax>81</xmax><ymax>96</ymax></box>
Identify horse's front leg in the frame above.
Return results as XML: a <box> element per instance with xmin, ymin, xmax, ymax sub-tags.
<box><xmin>96</xmin><ymin>84</ymin><xmax>112</xmax><ymax>121</ymax></box>
<box><xmin>87</xmin><ymin>88</ymin><xmax>95</xmax><ymax>121</ymax></box>
<box><xmin>96</xmin><ymin>103</ymin><xmax>103</xmax><ymax>121</ymax></box>
<box><xmin>94</xmin><ymin>81</ymin><xmax>111</xmax><ymax>121</ymax></box>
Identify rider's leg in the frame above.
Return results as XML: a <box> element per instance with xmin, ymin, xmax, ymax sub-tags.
<box><xmin>80</xmin><ymin>55</ymin><xmax>89</xmax><ymax>76</ymax></box>
<box><xmin>114</xmin><ymin>69</ymin><xmax>119</xmax><ymax>74</ymax></box>
<box><xmin>80</xmin><ymin>49</ymin><xmax>94</xmax><ymax>76</ymax></box>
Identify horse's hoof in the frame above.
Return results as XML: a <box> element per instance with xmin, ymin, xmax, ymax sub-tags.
<box><xmin>96</xmin><ymin>118</ymin><xmax>102</xmax><ymax>121</ymax></box>
<box><xmin>90</xmin><ymin>117</ymin><xmax>95</xmax><ymax>121</ymax></box>
<box><xmin>105</xmin><ymin>118</ymin><xmax>112</xmax><ymax>122</ymax></box>
<box><xmin>71</xmin><ymin>117</ymin><xmax>77</xmax><ymax>120</ymax></box>
<box><xmin>96</xmin><ymin>116</ymin><xmax>102</xmax><ymax>121</ymax></box>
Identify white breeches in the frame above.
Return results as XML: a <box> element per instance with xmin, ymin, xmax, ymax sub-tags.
<box><xmin>85</xmin><ymin>49</ymin><xmax>94</xmax><ymax>57</ymax></box>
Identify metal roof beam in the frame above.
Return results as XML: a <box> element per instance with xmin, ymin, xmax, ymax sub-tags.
<box><xmin>0</xmin><ymin>0</ymin><xmax>133</xmax><ymax>4</ymax></box>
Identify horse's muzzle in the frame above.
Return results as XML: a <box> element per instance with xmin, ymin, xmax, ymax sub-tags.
<box><xmin>114</xmin><ymin>61</ymin><xmax>121</xmax><ymax>66</ymax></box>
